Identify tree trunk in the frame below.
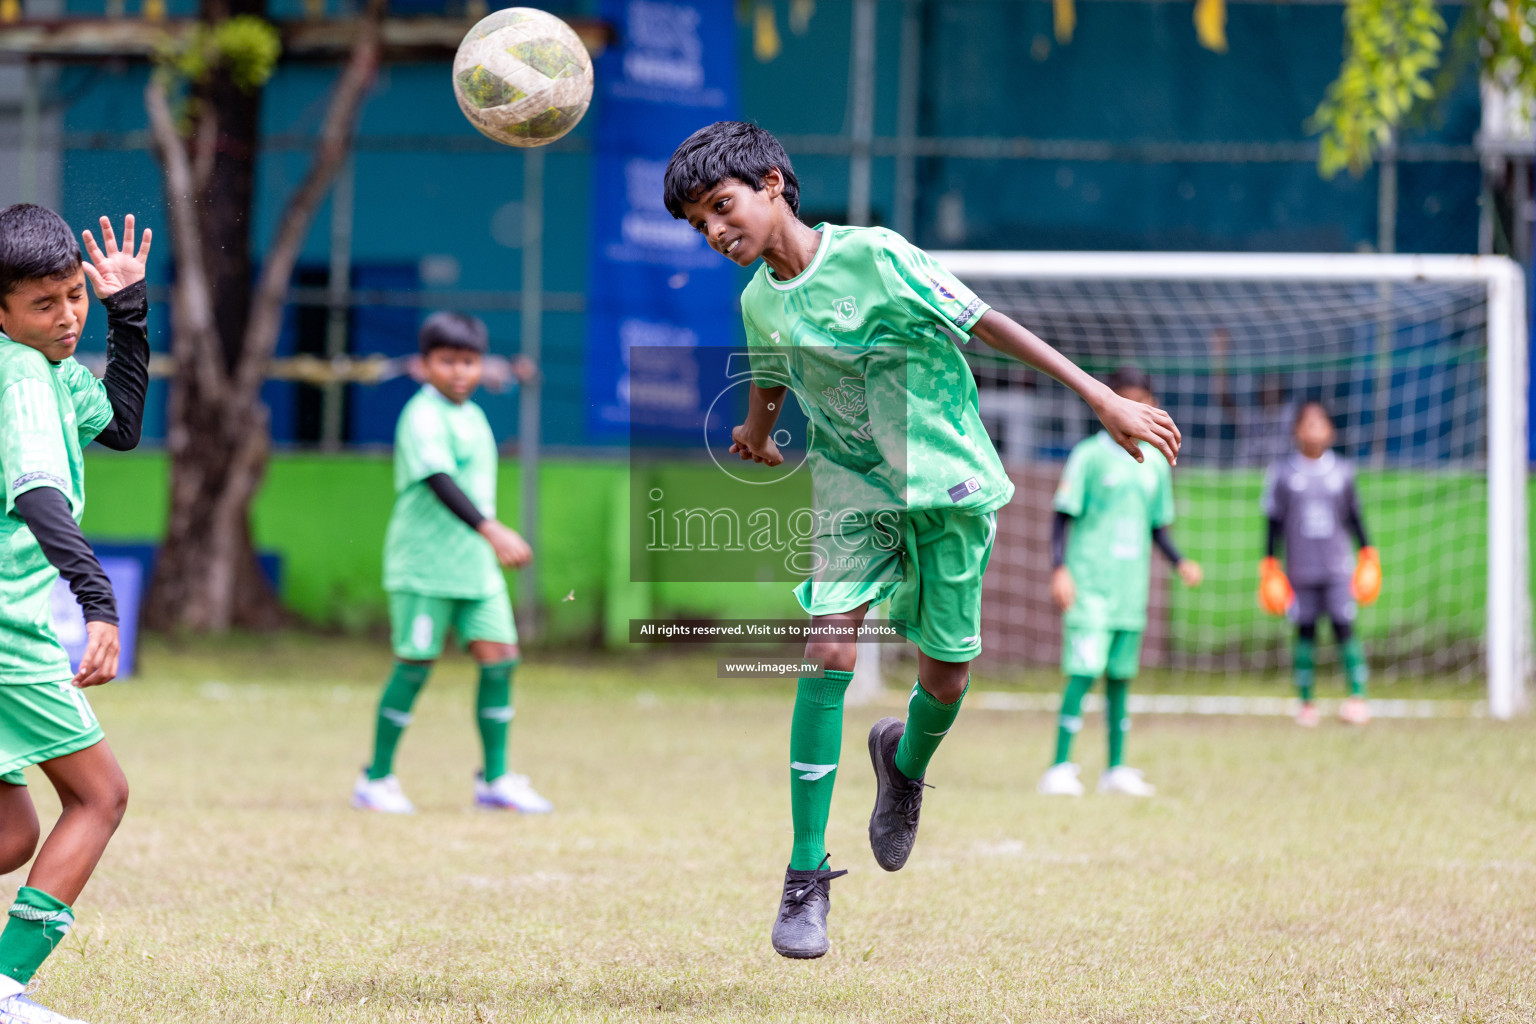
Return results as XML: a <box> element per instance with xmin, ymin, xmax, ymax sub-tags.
<box><xmin>155</xmin><ymin>381</ymin><xmax>282</xmax><ymax>630</ymax></box>
<box><xmin>143</xmin><ymin>0</ymin><xmax>386</xmax><ymax>632</ymax></box>
<box><xmin>196</xmin><ymin>2</ymin><xmax>262</xmax><ymax>373</ymax></box>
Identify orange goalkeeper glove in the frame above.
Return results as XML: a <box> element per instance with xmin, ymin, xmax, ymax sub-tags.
<box><xmin>1353</xmin><ymin>546</ymin><xmax>1381</xmax><ymax>605</ymax></box>
<box><xmin>1258</xmin><ymin>557</ymin><xmax>1292</xmax><ymax>616</ymax></box>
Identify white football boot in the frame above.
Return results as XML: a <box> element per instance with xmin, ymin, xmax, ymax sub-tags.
<box><xmin>351</xmin><ymin>770</ymin><xmax>415</xmax><ymax>813</ymax></box>
<box><xmin>0</xmin><ymin>984</ymin><xmax>88</xmax><ymax>1024</ymax></box>
<box><xmin>1036</xmin><ymin>762</ymin><xmax>1085</xmax><ymax>796</ymax></box>
<box><xmin>1097</xmin><ymin>766</ymin><xmax>1156</xmax><ymax>797</ymax></box>
<box><xmin>1338</xmin><ymin>696</ymin><xmax>1371</xmax><ymax>726</ymax></box>
<box><xmin>475</xmin><ymin>772</ymin><xmax>554</xmax><ymax>813</ymax></box>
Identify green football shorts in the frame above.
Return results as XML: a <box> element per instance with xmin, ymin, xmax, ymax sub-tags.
<box><xmin>388</xmin><ymin>588</ymin><xmax>518</xmax><ymax>661</ymax></box>
<box><xmin>795</xmin><ymin>508</ymin><xmax>997</xmax><ymax>662</ymax></box>
<box><xmin>1062</xmin><ymin>627</ymin><xmax>1145</xmax><ymax>680</ymax></box>
<box><xmin>0</xmin><ymin>679</ymin><xmax>106</xmax><ymax>785</ymax></box>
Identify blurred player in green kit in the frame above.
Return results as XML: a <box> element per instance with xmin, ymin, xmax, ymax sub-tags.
<box><xmin>1038</xmin><ymin>367</ymin><xmax>1203</xmax><ymax>798</ymax></box>
<box><xmin>351</xmin><ymin>312</ymin><xmax>552</xmax><ymax>815</ymax></box>
<box><xmin>0</xmin><ymin>205</ymin><xmax>151</xmax><ymax>1024</ymax></box>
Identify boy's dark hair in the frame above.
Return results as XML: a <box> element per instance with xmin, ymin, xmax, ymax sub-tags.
<box><xmin>0</xmin><ymin>204</ymin><xmax>82</xmax><ymax>301</ymax></box>
<box><xmin>663</xmin><ymin>121</ymin><xmax>800</xmax><ymax>219</ymax></box>
<box><xmin>1294</xmin><ymin>399</ymin><xmax>1334</xmax><ymax>430</ymax></box>
<box><xmin>419</xmin><ymin>311</ymin><xmax>488</xmax><ymax>356</ymax></box>
<box><xmin>1106</xmin><ymin>365</ymin><xmax>1154</xmax><ymax>396</ymax></box>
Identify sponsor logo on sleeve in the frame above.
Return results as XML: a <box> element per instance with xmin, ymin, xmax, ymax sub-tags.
<box><xmin>948</xmin><ymin>477</ymin><xmax>981</xmax><ymax>503</ymax></box>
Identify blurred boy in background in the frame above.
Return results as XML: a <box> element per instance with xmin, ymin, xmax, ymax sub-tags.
<box><xmin>1039</xmin><ymin>367</ymin><xmax>1202</xmax><ymax>798</ymax></box>
<box><xmin>352</xmin><ymin>312</ymin><xmax>551</xmax><ymax>814</ymax></box>
<box><xmin>1259</xmin><ymin>401</ymin><xmax>1380</xmax><ymax>727</ymax></box>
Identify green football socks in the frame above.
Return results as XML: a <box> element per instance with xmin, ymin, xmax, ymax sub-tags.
<box><xmin>477</xmin><ymin>660</ymin><xmax>517</xmax><ymax>783</ymax></box>
<box><xmin>1294</xmin><ymin>635</ymin><xmax>1316</xmax><ymax>704</ymax></box>
<box><xmin>1054</xmin><ymin>675</ymin><xmax>1095</xmax><ymax>764</ymax></box>
<box><xmin>1106</xmin><ymin>678</ymin><xmax>1130</xmax><ymax>768</ymax></box>
<box><xmin>0</xmin><ymin>887</ymin><xmax>73</xmax><ymax>984</ymax></box>
<box><xmin>368</xmin><ymin>661</ymin><xmax>431</xmax><ymax>781</ymax></box>
<box><xmin>895</xmin><ymin>679</ymin><xmax>967</xmax><ymax>780</ymax></box>
<box><xmin>1341</xmin><ymin>638</ymin><xmax>1369</xmax><ymax>697</ymax></box>
<box><xmin>789</xmin><ymin>671</ymin><xmax>853</xmax><ymax>871</ymax></box>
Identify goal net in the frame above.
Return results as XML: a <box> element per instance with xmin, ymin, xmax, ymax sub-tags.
<box><xmin>933</xmin><ymin>252</ymin><xmax>1530</xmax><ymax>718</ymax></box>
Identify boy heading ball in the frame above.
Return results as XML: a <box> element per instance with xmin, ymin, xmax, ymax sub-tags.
<box><xmin>664</xmin><ymin>121</ymin><xmax>1182</xmax><ymax>960</ymax></box>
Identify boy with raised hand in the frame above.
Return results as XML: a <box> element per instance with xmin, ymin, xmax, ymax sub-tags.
<box><xmin>1259</xmin><ymin>401</ymin><xmax>1379</xmax><ymax>727</ymax></box>
<box><xmin>0</xmin><ymin>204</ymin><xmax>152</xmax><ymax>1024</ymax></box>
<box><xmin>664</xmin><ymin>121</ymin><xmax>1181</xmax><ymax>959</ymax></box>
<box><xmin>352</xmin><ymin>312</ymin><xmax>553</xmax><ymax>815</ymax></box>
<box><xmin>1037</xmin><ymin>367</ymin><xmax>1202</xmax><ymax>799</ymax></box>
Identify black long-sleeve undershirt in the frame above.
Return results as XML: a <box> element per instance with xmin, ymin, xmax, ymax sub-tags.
<box><xmin>425</xmin><ymin>472</ymin><xmax>486</xmax><ymax>529</ymax></box>
<box><xmin>14</xmin><ymin>487</ymin><xmax>116</xmax><ymax>625</ymax></box>
<box><xmin>1052</xmin><ymin>511</ymin><xmax>1184</xmax><ymax>569</ymax></box>
<box><xmin>1152</xmin><ymin>526</ymin><xmax>1184</xmax><ymax>566</ymax></box>
<box><xmin>91</xmin><ymin>280</ymin><xmax>149</xmax><ymax>451</ymax></box>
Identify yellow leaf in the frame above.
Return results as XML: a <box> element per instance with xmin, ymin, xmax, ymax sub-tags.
<box><xmin>789</xmin><ymin>0</ymin><xmax>814</xmax><ymax>34</ymax></box>
<box><xmin>1194</xmin><ymin>0</ymin><xmax>1228</xmax><ymax>53</ymax></box>
<box><xmin>1054</xmin><ymin>0</ymin><xmax>1075</xmax><ymax>45</ymax></box>
<box><xmin>754</xmin><ymin>0</ymin><xmax>781</xmax><ymax>62</ymax></box>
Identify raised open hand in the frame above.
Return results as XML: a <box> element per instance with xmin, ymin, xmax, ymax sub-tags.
<box><xmin>82</xmin><ymin>214</ymin><xmax>151</xmax><ymax>299</ymax></box>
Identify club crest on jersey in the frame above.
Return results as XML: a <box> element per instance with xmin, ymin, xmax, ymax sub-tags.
<box><xmin>830</xmin><ymin>295</ymin><xmax>864</xmax><ymax>332</ymax></box>
<box><xmin>929</xmin><ymin>277</ymin><xmax>957</xmax><ymax>301</ymax></box>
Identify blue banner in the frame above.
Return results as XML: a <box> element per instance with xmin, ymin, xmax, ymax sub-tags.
<box><xmin>50</xmin><ymin>555</ymin><xmax>143</xmax><ymax>679</ymax></box>
<box><xmin>585</xmin><ymin>0</ymin><xmax>740</xmax><ymax>442</ymax></box>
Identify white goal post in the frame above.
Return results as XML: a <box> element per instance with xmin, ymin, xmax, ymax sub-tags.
<box><xmin>932</xmin><ymin>251</ymin><xmax>1531</xmax><ymax>719</ymax></box>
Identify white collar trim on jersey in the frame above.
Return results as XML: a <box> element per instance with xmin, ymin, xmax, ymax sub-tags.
<box><xmin>764</xmin><ymin>224</ymin><xmax>831</xmax><ymax>292</ymax></box>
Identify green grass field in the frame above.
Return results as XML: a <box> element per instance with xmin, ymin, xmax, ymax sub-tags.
<box><xmin>8</xmin><ymin>636</ymin><xmax>1536</xmax><ymax>1023</ymax></box>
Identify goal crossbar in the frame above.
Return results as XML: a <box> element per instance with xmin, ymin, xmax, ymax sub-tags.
<box><xmin>933</xmin><ymin>251</ymin><xmax>1530</xmax><ymax>718</ymax></box>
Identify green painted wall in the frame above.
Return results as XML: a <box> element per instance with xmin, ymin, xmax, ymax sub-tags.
<box><xmin>83</xmin><ymin>452</ymin><xmax>1527</xmax><ymax>653</ymax></box>
<box><xmin>81</xmin><ymin>451</ymin><xmax>800</xmax><ymax>644</ymax></box>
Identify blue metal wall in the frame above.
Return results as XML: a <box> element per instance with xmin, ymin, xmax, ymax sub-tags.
<box><xmin>54</xmin><ymin>0</ymin><xmax>1485</xmax><ymax>449</ymax></box>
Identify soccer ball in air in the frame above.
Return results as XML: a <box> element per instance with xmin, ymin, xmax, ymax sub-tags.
<box><xmin>452</xmin><ymin>7</ymin><xmax>594</xmax><ymax>148</ymax></box>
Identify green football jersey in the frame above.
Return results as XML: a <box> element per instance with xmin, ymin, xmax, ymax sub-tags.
<box><xmin>740</xmin><ymin>224</ymin><xmax>1014</xmax><ymax>521</ymax></box>
<box><xmin>1054</xmin><ymin>432</ymin><xmax>1175</xmax><ymax>630</ymax></box>
<box><xmin>382</xmin><ymin>385</ymin><xmax>504</xmax><ymax>599</ymax></box>
<box><xmin>0</xmin><ymin>335</ymin><xmax>114</xmax><ymax>684</ymax></box>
